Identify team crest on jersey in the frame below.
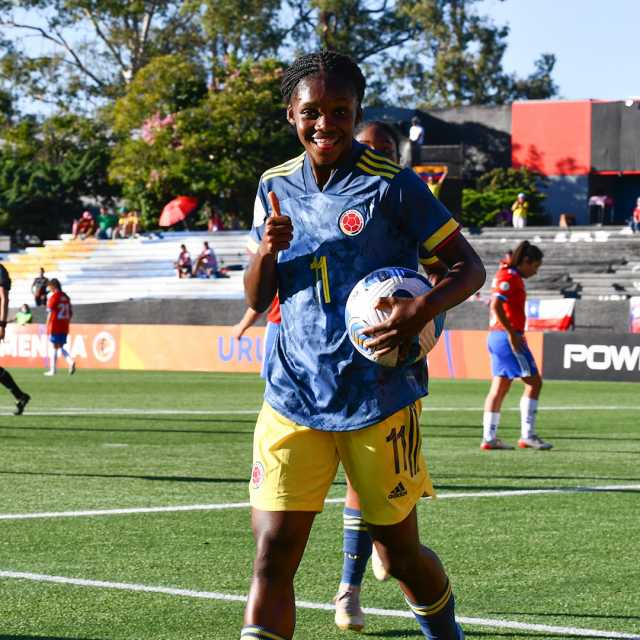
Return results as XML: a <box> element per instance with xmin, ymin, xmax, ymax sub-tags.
<box><xmin>339</xmin><ymin>209</ymin><xmax>365</xmax><ymax>236</ymax></box>
<box><xmin>251</xmin><ymin>461</ymin><xmax>265</xmax><ymax>489</ymax></box>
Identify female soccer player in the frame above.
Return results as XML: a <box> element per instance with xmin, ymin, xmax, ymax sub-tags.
<box><xmin>241</xmin><ymin>51</ymin><xmax>485</xmax><ymax>640</ymax></box>
<box><xmin>331</xmin><ymin>120</ymin><xmax>450</xmax><ymax>632</ymax></box>
<box><xmin>481</xmin><ymin>241</ymin><xmax>552</xmax><ymax>450</ymax></box>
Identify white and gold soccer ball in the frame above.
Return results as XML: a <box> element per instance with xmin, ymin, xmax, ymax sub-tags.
<box><xmin>345</xmin><ymin>267</ymin><xmax>446</xmax><ymax>368</ymax></box>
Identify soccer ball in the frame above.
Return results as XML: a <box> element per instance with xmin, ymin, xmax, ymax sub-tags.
<box><xmin>345</xmin><ymin>267</ymin><xmax>446</xmax><ymax>367</ymax></box>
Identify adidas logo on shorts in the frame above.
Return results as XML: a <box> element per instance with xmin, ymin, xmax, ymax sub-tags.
<box><xmin>387</xmin><ymin>482</ymin><xmax>408</xmax><ymax>500</ymax></box>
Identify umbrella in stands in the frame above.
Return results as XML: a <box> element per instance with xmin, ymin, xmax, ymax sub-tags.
<box><xmin>159</xmin><ymin>196</ymin><xmax>199</xmax><ymax>227</ymax></box>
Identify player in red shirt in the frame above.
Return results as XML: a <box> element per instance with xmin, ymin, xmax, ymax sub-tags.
<box><xmin>481</xmin><ymin>241</ymin><xmax>552</xmax><ymax>450</ymax></box>
<box><xmin>45</xmin><ymin>279</ymin><xmax>76</xmax><ymax>376</ymax></box>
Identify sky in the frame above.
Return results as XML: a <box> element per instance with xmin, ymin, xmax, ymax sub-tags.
<box><xmin>479</xmin><ymin>0</ymin><xmax>640</xmax><ymax>101</ymax></box>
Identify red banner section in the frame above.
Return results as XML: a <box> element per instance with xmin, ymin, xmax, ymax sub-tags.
<box><xmin>2</xmin><ymin>324</ymin><xmax>544</xmax><ymax>380</ymax></box>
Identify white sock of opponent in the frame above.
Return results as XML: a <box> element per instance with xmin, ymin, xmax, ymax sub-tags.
<box><xmin>520</xmin><ymin>396</ymin><xmax>538</xmax><ymax>439</ymax></box>
<box><xmin>49</xmin><ymin>349</ymin><xmax>58</xmax><ymax>374</ymax></box>
<box><xmin>60</xmin><ymin>347</ymin><xmax>73</xmax><ymax>365</ymax></box>
<box><xmin>482</xmin><ymin>412</ymin><xmax>500</xmax><ymax>442</ymax></box>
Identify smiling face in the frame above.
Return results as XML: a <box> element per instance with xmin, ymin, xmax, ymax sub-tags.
<box><xmin>287</xmin><ymin>72</ymin><xmax>362</xmax><ymax>185</ymax></box>
<box><xmin>355</xmin><ymin>124</ymin><xmax>398</xmax><ymax>163</ymax></box>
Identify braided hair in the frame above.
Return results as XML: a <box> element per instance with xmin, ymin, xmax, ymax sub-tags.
<box><xmin>281</xmin><ymin>50</ymin><xmax>366</xmax><ymax>106</ymax></box>
<box><xmin>510</xmin><ymin>240</ymin><xmax>543</xmax><ymax>267</ymax></box>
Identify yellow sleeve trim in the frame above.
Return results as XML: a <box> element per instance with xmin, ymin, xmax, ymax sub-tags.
<box><xmin>362</xmin><ymin>149</ymin><xmax>401</xmax><ymax>171</ymax></box>
<box><xmin>419</xmin><ymin>255</ymin><xmax>440</xmax><ymax>266</ymax></box>
<box><xmin>356</xmin><ymin>161</ymin><xmax>397</xmax><ymax>180</ymax></box>
<box><xmin>261</xmin><ymin>152</ymin><xmax>305</xmax><ymax>180</ymax></box>
<box><xmin>423</xmin><ymin>218</ymin><xmax>460</xmax><ymax>253</ymax></box>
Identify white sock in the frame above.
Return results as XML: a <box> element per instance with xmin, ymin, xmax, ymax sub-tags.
<box><xmin>520</xmin><ymin>396</ymin><xmax>538</xmax><ymax>439</ymax></box>
<box><xmin>60</xmin><ymin>347</ymin><xmax>73</xmax><ymax>364</ymax></box>
<box><xmin>49</xmin><ymin>352</ymin><xmax>57</xmax><ymax>373</ymax></box>
<box><xmin>482</xmin><ymin>412</ymin><xmax>500</xmax><ymax>442</ymax></box>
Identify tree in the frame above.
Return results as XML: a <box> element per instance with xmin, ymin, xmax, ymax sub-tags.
<box><xmin>0</xmin><ymin>113</ymin><xmax>116</xmax><ymax>238</ymax></box>
<box><xmin>395</xmin><ymin>0</ymin><xmax>557</xmax><ymax>107</ymax></box>
<box><xmin>109</xmin><ymin>56</ymin><xmax>299</xmax><ymax>228</ymax></box>
<box><xmin>461</xmin><ymin>167</ymin><xmax>547</xmax><ymax>228</ymax></box>
<box><xmin>0</xmin><ymin>1</ymin><xmax>207</xmax><ymax>110</ymax></box>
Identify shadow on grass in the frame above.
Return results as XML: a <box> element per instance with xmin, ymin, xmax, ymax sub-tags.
<box><xmin>436</xmin><ymin>473</ymin><xmax>640</xmax><ymax>483</ymax></box>
<box><xmin>0</xmin><ymin>469</ymin><xmax>247</xmax><ymax>484</ymax></box>
<box><xmin>0</xmin><ymin>421</ymin><xmax>254</xmax><ymax>435</ymax></box>
<box><xmin>494</xmin><ymin>610</ymin><xmax>640</xmax><ymax>622</ymax></box>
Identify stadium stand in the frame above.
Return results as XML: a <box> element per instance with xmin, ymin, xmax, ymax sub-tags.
<box><xmin>1</xmin><ymin>226</ymin><xmax>638</xmax><ymax>332</ymax></box>
<box><xmin>469</xmin><ymin>225</ymin><xmax>640</xmax><ymax>300</ymax></box>
<box><xmin>1</xmin><ymin>231</ymin><xmax>250</xmax><ymax>305</ymax></box>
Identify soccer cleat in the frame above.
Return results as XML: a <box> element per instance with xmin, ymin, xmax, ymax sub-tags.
<box><xmin>518</xmin><ymin>435</ymin><xmax>553</xmax><ymax>450</ymax></box>
<box><xmin>68</xmin><ymin>362</ymin><xmax>76</xmax><ymax>375</ymax></box>
<box><xmin>371</xmin><ymin>545</ymin><xmax>390</xmax><ymax>581</ymax></box>
<box><xmin>480</xmin><ymin>438</ymin><xmax>514</xmax><ymax>450</ymax></box>
<box><xmin>43</xmin><ymin>371</ymin><xmax>55</xmax><ymax>377</ymax></box>
<box><xmin>13</xmin><ymin>394</ymin><xmax>30</xmax><ymax>416</ymax></box>
<box><xmin>334</xmin><ymin>585</ymin><xmax>365</xmax><ymax>632</ymax></box>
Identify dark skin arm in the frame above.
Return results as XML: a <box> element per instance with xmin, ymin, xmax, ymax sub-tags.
<box><xmin>363</xmin><ymin>232</ymin><xmax>486</xmax><ymax>355</ymax></box>
<box><xmin>244</xmin><ymin>192</ymin><xmax>293</xmax><ymax>313</ymax></box>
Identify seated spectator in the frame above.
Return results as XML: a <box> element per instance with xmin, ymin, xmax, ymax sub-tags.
<box><xmin>31</xmin><ymin>267</ymin><xmax>49</xmax><ymax>307</ymax></box>
<box><xmin>15</xmin><ymin>303</ymin><xmax>33</xmax><ymax>325</ymax></box>
<box><xmin>175</xmin><ymin>244</ymin><xmax>192</xmax><ymax>279</ymax></box>
<box><xmin>192</xmin><ymin>241</ymin><xmax>228</xmax><ymax>278</ymax></box>
<box><xmin>207</xmin><ymin>209</ymin><xmax>225</xmax><ymax>232</ymax></box>
<box><xmin>72</xmin><ymin>211</ymin><xmax>97</xmax><ymax>240</ymax></box>
<box><xmin>630</xmin><ymin>197</ymin><xmax>640</xmax><ymax>234</ymax></box>
<box><xmin>97</xmin><ymin>207</ymin><xmax>119</xmax><ymax>239</ymax></box>
<box><xmin>114</xmin><ymin>209</ymin><xmax>140</xmax><ymax>239</ymax></box>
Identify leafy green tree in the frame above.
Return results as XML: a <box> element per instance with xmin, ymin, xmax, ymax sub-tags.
<box><xmin>396</xmin><ymin>0</ymin><xmax>558</xmax><ymax>107</ymax></box>
<box><xmin>0</xmin><ymin>113</ymin><xmax>116</xmax><ymax>238</ymax></box>
<box><xmin>109</xmin><ymin>56</ymin><xmax>298</xmax><ymax>229</ymax></box>
<box><xmin>461</xmin><ymin>167</ymin><xmax>547</xmax><ymax>228</ymax></box>
<box><xmin>0</xmin><ymin>1</ymin><xmax>207</xmax><ymax>110</ymax></box>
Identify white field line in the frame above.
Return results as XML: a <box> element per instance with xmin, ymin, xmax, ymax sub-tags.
<box><xmin>0</xmin><ymin>570</ymin><xmax>637</xmax><ymax>639</ymax></box>
<box><xmin>1</xmin><ymin>405</ymin><xmax>640</xmax><ymax>416</ymax></box>
<box><xmin>1</xmin><ymin>485</ymin><xmax>638</xmax><ymax>522</ymax></box>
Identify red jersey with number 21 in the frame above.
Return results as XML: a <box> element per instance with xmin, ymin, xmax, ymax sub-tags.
<box><xmin>490</xmin><ymin>264</ymin><xmax>526</xmax><ymax>332</ymax></box>
<box><xmin>47</xmin><ymin>290</ymin><xmax>72</xmax><ymax>335</ymax></box>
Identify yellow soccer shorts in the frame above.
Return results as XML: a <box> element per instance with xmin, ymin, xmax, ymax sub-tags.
<box><xmin>249</xmin><ymin>401</ymin><xmax>435</xmax><ymax>526</ymax></box>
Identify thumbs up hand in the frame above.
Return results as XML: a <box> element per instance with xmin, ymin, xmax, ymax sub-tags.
<box><xmin>259</xmin><ymin>191</ymin><xmax>293</xmax><ymax>257</ymax></box>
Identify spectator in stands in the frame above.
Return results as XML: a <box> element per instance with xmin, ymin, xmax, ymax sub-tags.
<box><xmin>114</xmin><ymin>208</ymin><xmax>140</xmax><ymax>239</ymax></box>
<box><xmin>15</xmin><ymin>303</ymin><xmax>33</xmax><ymax>325</ymax></box>
<box><xmin>207</xmin><ymin>208</ymin><xmax>225</xmax><ymax>232</ymax></box>
<box><xmin>426</xmin><ymin>166</ymin><xmax>448</xmax><ymax>200</ymax></box>
<box><xmin>481</xmin><ymin>241</ymin><xmax>552</xmax><ymax>451</ymax></box>
<box><xmin>31</xmin><ymin>267</ymin><xmax>49</xmax><ymax>307</ymax></box>
<box><xmin>175</xmin><ymin>244</ymin><xmax>193</xmax><ymax>279</ymax></box>
<box><xmin>96</xmin><ymin>207</ymin><xmax>119</xmax><ymax>239</ymax></box>
<box><xmin>228</xmin><ymin>212</ymin><xmax>241</xmax><ymax>230</ymax></box>
<box><xmin>630</xmin><ymin>197</ymin><xmax>640</xmax><ymax>233</ymax></box>
<box><xmin>192</xmin><ymin>241</ymin><xmax>228</xmax><ymax>278</ymax></box>
<box><xmin>408</xmin><ymin>115</ymin><xmax>425</xmax><ymax>165</ymax></box>
<box><xmin>72</xmin><ymin>211</ymin><xmax>97</xmax><ymax>240</ymax></box>
<box><xmin>511</xmin><ymin>193</ymin><xmax>529</xmax><ymax>228</ymax></box>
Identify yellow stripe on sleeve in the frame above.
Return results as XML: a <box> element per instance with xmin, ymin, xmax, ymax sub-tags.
<box><xmin>422</xmin><ymin>218</ymin><xmax>460</xmax><ymax>253</ymax></box>
<box><xmin>356</xmin><ymin>162</ymin><xmax>397</xmax><ymax>180</ymax></box>
<box><xmin>419</xmin><ymin>255</ymin><xmax>440</xmax><ymax>266</ymax></box>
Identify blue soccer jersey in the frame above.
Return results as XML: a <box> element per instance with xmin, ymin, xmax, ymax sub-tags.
<box><xmin>248</xmin><ymin>141</ymin><xmax>460</xmax><ymax>431</ymax></box>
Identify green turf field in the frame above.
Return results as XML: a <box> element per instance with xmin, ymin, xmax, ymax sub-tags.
<box><xmin>0</xmin><ymin>369</ymin><xmax>638</xmax><ymax>640</ymax></box>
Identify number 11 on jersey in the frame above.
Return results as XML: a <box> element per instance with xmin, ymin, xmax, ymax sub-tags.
<box><xmin>310</xmin><ymin>255</ymin><xmax>331</xmax><ymax>304</ymax></box>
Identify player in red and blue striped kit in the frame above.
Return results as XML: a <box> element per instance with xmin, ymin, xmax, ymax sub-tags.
<box><xmin>481</xmin><ymin>241</ymin><xmax>553</xmax><ymax>451</ymax></box>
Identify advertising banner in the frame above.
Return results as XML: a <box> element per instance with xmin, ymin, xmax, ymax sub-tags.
<box><xmin>542</xmin><ymin>332</ymin><xmax>640</xmax><ymax>382</ymax></box>
<box><xmin>3</xmin><ymin>324</ymin><xmax>546</xmax><ymax>381</ymax></box>
<box><xmin>630</xmin><ymin>297</ymin><xmax>640</xmax><ymax>333</ymax></box>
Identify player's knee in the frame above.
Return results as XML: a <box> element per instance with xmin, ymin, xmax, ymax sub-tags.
<box><xmin>253</xmin><ymin>529</ymin><xmax>301</xmax><ymax>579</ymax></box>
